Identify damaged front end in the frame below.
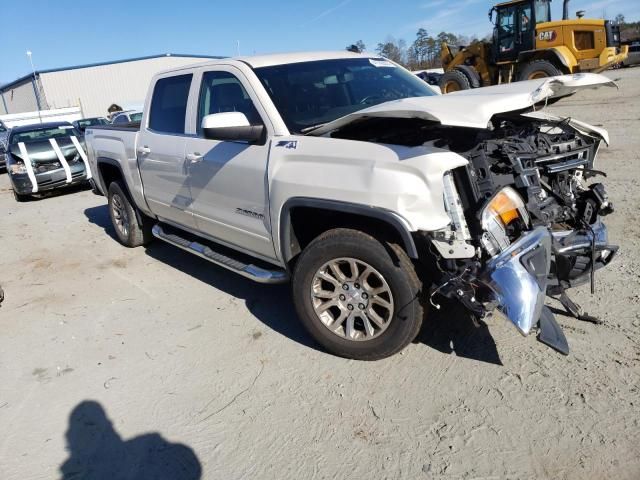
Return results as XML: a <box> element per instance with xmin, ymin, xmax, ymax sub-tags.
<box><xmin>333</xmin><ymin>112</ymin><xmax>616</xmax><ymax>354</ymax></box>
<box><xmin>309</xmin><ymin>73</ymin><xmax>619</xmax><ymax>355</ymax></box>
<box><xmin>429</xmin><ymin>113</ymin><xmax>617</xmax><ymax>354</ymax></box>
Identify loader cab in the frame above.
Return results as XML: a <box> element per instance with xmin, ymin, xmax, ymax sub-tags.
<box><xmin>491</xmin><ymin>0</ymin><xmax>551</xmax><ymax>62</ymax></box>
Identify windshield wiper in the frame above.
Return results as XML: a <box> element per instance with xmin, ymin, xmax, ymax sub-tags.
<box><xmin>300</xmin><ymin>123</ymin><xmax>327</xmax><ymax>134</ymax></box>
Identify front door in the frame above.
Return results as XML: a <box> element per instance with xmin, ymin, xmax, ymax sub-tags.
<box><xmin>184</xmin><ymin>68</ymin><xmax>276</xmax><ymax>261</ymax></box>
<box><xmin>138</xmin><ymin>73</ymin><xmax>196</xmax><ymax>229</ymax></box>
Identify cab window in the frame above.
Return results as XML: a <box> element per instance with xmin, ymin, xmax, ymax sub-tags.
<box><xmin>149</xmin><ymin>74</ymin><xmax>193</xmax><ymax>134</ymax></box>
<box><xmin>197</xmin><ymin>71</ymin><xmax>261</xmax><ymax>135</ymax></box>
<box><xmin>534</xmin><ymin>0</ymin><xmax>551</xmax><ymax>23</ymax></box>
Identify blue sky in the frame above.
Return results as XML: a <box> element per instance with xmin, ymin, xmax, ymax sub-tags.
<box><xmin>1</xmin><ymin>0</ymin><xmax>638</xmax><ymax>84</ymax></box>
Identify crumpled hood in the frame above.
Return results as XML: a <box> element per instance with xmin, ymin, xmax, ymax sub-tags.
<box><xmin>307</xmin><ymin>73</ymin><xmax>616</xmax><ymax>135</ymax></box>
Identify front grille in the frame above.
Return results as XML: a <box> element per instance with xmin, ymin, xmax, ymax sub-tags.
<box><xmin>534</xmin><ymin>146</ymin><xmax>592</xmax><ymax>173</ymax></box>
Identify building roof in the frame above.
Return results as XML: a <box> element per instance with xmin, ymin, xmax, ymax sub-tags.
<box><xmin>0</xmin><ymin>53</ymin><xmax>224</xmax><ymax>92</ymax></box>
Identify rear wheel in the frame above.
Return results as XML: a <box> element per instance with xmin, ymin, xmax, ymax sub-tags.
<box><xmin>292</xmin><ymin>228</ymin><xmax>424</xmax><ymax>360</ymax></box>
<box><xmin>440</xmin><ymin>69</ymin><xmax>472</xmax><ymax>93</ymax></box>
<box><xmin>518</xmin><ymin>59</ymin><xmax>561</xmax><ymax>81</ymax></box>
<box><xmin>107</xmin><ymin>181</ymin><xmax>153</xmax><ymax>247</ymax></box>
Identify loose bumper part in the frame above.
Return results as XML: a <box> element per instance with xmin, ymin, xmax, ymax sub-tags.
<box><xmin>481</xmin><ymin>227</ymin><xmax>552</xmax><ymax>336</ymax></box>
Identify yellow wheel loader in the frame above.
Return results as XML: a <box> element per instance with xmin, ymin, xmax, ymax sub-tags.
<box><xmin>440</xmin><ymin>0</ymin><xmax>629</xmax><ymax>93</ymax></box>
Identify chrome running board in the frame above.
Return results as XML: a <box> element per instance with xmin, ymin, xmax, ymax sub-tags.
<box><xmin>152</xmin><ymin>223</ymin><xmax>288</xmax><ymax>284</ymax></box>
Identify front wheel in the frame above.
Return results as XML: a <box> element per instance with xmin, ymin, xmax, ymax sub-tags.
<box><xmin>107</xmin><ymin>181</ymin><xmax>153</xmax><ymax>247</ymax></box>
<box><xmin>292</xmin><ymin>228</ymin><xmax>424</xmax><ymax>360</ymax></box>
<box><xmin>518</xmin><ymin>59</ymin><xmax>561</xmax><ymax>80</ymax></box>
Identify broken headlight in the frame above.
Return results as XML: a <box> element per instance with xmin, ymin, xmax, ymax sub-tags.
<box><xmin>9</xmin><ymin>162</ymin><xmax>28</xmax><ymax>175</ymax></box>
<box><xmin>481</xmin><ymin>186</ymin><xmax>530</xmax><ymax>256</ymax></box>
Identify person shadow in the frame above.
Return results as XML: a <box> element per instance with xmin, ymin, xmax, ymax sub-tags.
<box><xmin>59</xmin><ymin>401</ymin><xmax>201</xmax><ymax>480</ymax></box>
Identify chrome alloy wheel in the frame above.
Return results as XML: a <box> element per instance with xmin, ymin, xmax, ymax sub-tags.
<box><xmin>311</xmin><ymin>258</ymin><xmax>394</xmax><ymax>341</ymax></box>
<box><xmin>111</xmin><ymin>193</ymin><xmax>129</xmax><ymax>238</ymax></box>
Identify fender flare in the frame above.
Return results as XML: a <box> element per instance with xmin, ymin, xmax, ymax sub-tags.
<box><xmin>278</xmin><ymin>197</ymin><xmax>419</xmax><ymax>263</ymax></box>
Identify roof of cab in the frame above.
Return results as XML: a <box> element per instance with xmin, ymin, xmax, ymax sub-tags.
<box><xmin>169</xmin><ymin>51</ymin><xmax>377</xmax><ymax>73</ymax></box>
<box><xmin>236</xmin><ymin>51</ymin><xmax>373</xmax><ymax>68</ymax></box>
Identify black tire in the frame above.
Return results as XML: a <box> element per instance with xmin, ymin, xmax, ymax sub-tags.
<box><xmin>13</xmin><ymin>190</ymin><xmax>30</xmax><ymax>202</ymax></box>
<box><xmin>292</xmin><ymin>228</ymin><xmax>424</xmax><ymax>360</ymax></box>
<box><xmin>518</xmin><ymin>59</ymin><xmax>562</xmax><ymax>81</ymax></box>
<box><xmin>107</xmin><ymin>181</ymin><xmax>153</xmax><ymax>247</ymax></box>
<box><xmin>439</xmin><ymin>69</ymin><xmax>472</xmax><ymax>93</ymax></box>
<box><xmin>455</xmin><ymin>65</ymin><xmax>482</xmax><ymax>88</ymax></box>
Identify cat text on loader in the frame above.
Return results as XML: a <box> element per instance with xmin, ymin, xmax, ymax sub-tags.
<box><xmin>439</xmin><ymin>0</ymin><xmax>628</xmax><ymax>93</ymax></box>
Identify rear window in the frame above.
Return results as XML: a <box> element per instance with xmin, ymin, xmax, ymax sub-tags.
<box><xmin>148</xmin><ymin>74</ymin><xmax>192</xmax><ymax>134</ymax></box>
<box><xmin>11</xmin><ymin>125</ymin><xmax>79</xmax><ymax>144</ymax></box>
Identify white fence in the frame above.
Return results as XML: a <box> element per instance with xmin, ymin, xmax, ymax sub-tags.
<box><xmin>0</xmin><ymin>107</ymin><xmax>82</xmax><ymax>128</ymax></box>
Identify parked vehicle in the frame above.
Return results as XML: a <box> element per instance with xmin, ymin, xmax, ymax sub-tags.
<box><xmin>622</xmin><ymin>44</ymin><xmax>640</xmax><ymax>67</ymax></box>
<box><xmin>414</xmin><ymin>69</ymin><xmax>444</xmax><ymax>86</ymax></box>
<box><xmin>0</xmin><ymin>120</ymin><xmax>8</xmax><ymax>169</ymax></box>
<box><xmin>111</xmin><ymin>110</ymin><xmax>143</xmax><ymax>125</ymax></box>
<box><xmin>73</xmin><ymin>117</ymin><xmax>109</xmax><ymax>133</ymax></box>
<box><xmin>5</xmin><ymin>122</ymin><xmax>92</xmax><ymax>201</ymax></box>
<box><xmin>85</xmin><ymin>51</ymin><xmax>617</xmax><ymax>360</ymax></box>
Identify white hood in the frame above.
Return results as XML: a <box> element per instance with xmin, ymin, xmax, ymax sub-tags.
<box><xmin>308</xmin><ymin>73</ymin><xmax>616</xmax><ymax>135</ymax></box>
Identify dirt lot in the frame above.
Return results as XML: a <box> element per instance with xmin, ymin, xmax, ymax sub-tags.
<box><xmin>1</xmin><ymin>68</ymin><xmax>639</xmax><ymax>480</ymax></box>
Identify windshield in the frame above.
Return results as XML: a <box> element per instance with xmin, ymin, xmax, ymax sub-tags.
<box><xmin>254</xmin><ymin>58</ymin><xmax>437</xmax><ymax>134</ymax></box>
<box><xmin>10</xmin><ymin>125</ymin><xmax>80</xmax><ymax>144</ymax></box>
<box><xmin>130</xmin><ymin>112</ymin><xmax>143</xmax><ymax>122</ymax></box>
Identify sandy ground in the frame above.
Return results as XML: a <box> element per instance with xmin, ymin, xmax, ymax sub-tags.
<box><xmin>1</xmin><ymin>68</ymin><xmax>639</xmax><ymax>480</ymax></box>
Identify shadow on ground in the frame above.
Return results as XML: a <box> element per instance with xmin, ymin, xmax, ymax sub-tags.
<box><xmin>60</xmin><ymin>400</ymin><xmax>201</xmax><ymax>479</ymax></box>
<box><xmin>416</xmin><ymin>298</ymin><xmax>502</xmax><ymax>365</ymax></box>
<box><xmin>85</xmin><ymin>204</ymin><xmax>319</xmax><ymax>352</ymax></box>
<box><xmin>85</xmin><ymin>204</ymin><xmax>118</xmax><ymax>240</ymax></box>
<box><xmin>84</xmin><ymin>204</ymin><xmax>502</xmax><ymax>364</ymax></box>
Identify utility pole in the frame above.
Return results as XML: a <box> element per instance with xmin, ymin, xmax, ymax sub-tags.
<box><xmin>26</xmin><ymin>50</ymin><xmax>42</xmax><ymax>123</ymax></box>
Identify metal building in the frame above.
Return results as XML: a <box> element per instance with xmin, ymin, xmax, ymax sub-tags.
<box><xmin>0</xmin><ymin>53</ymin><xmax>222</xmax><ymax>118</ymax></box>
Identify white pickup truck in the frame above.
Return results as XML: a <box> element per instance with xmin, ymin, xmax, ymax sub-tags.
<box><xmin>86</xmin><ymin>51</ymin><xmax>617</xmax><ymax>360</ymax></box>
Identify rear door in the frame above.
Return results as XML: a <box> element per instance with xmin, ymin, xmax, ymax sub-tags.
<box><xmin>138</xmin><ymin>73</ymin><xmax>196</xmax><ymax>228</ymax></box>
<box><xmin>183</xmin><ymin>66</ymin><xmax>276</xmax><ymax>261</ymax></box>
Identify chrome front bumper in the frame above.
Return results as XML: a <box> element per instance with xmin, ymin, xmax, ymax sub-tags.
<box><xmin>481</xmin><ymin>227</ymin><xmax>552</xmax><ymax>335</ymax></box>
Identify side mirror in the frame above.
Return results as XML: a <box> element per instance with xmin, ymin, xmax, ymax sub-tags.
<box><xmin>201</xmin><ymin>112</ymin><xmax>265</xmax><ymax>143</ymax></box>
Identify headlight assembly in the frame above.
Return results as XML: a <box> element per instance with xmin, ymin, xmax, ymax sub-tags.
<box><xmin>10</xmin><ymin>162</ymin><xmax>28</xmax><ymax>175</ymax></box>
<box><xmin>481</xmin><ymin>187</ymin><xmax>530</xmax><ymax>256</ymax></box>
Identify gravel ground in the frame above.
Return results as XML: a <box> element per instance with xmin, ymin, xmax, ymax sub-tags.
<box><xmin>1</xmin><ymin>68</ymin><xmax>639</xmax><ymax>480</ymax></box>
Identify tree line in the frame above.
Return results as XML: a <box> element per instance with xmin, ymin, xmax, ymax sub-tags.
<box><xmin>347</xmin><ymin>28</ymin><xmax>487</xmax><ymax>71</ymax></box>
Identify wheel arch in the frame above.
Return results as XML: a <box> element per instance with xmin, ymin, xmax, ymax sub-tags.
<box><xmin>278</xmin><ymin>198</ymin><xmax>419</xmax><ymax>266</ymax></box>
<box><xmin>97</xmin><ymin>158</ymin><xmax>149</xmax><ymax>227</ymax></box>
<box><xmin>517</xmin><ymin>47</ymin><xmax>576</xmax><ymax>74</ymax></box>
